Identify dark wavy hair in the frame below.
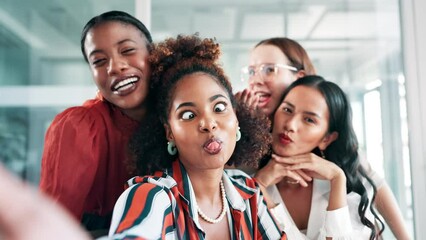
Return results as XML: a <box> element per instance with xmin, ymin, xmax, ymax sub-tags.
<box><xmin>255</xmin><ymin>37</ymin><xmax>316</xmax><ymax>75</ymax></box>
<box><xmin>80</xmin><ymin>10</ymin><xmax>152</xmax><ymax>62</ymax></box>
<box><xmin>130</xmin><ymin>34</ymin><xmax>271</xmax><ymax>176</ymax></box>
<box><xmin>263</xmin><ymin>75</ymin><xmax>384</xmax><ymax>239</ymax></box>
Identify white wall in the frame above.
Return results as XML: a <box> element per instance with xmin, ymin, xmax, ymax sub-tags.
<box><xmin>401</xmin><ymin>0</ymin><xmax>426</xmax><ymax>238</ymax></box>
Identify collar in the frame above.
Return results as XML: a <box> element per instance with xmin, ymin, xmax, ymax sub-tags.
<box><xmin>127</xmin><ymin>160</ymin><xmax>259</xmax><ymax>230</ymax></box>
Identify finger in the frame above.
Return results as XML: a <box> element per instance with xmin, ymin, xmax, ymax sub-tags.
<box><xmin>248</xmin><ymin>93</ymin><xmax>259</xmax><ymax>108</ymax></box>
<box><xmin>295</xmin><ymin>169</ymin><xmax>313</xmax><ymax>182</ymax></box>
<box><xmin>285</xmin><ymin>171</ymin><xmax>309</xmax><ymax>187</ymax></box>
<box><xmin>235</xmin><ymin>91</ymin><xmax>242</xmax><ymax>98</ymax></box>
<box><xmin>271</xmin><ymin>154</ymin><xmax>296</xmax><ymax>164</ymax></box>
<box><xmin>236</xmin><ymin>89</ymin><xmax>251</xmax><ymax>106</ymax></box>
<box><xmin>242</xmin><ymin>89</ymin><xmax>251</xmax><ymax>103</ymax></box>
<box><xmin>286</xmin><ymin>163</ymin><xmax>329</xmax><ymax>180</ymax></box>
<box><xmin>286</xmin><ymin>162</ymin><xmax>315</xmax><ymax>171</ymax></box>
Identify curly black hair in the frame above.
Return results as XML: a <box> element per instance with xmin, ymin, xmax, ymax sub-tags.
<box><xmin>130</xmin><ymin>34</ymin><xmax>271</xmax><ymax>176</ymax></box>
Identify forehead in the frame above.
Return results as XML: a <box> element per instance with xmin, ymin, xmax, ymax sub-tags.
<box><xmin>285</xmin><ymin>86</ymin><xmax>329</xmax><ymax>113</ymax></box>
<box><xmin>250</xmin><ymin>44</ymin><xmax>290</xmax><ymax>65</ymax></box>
<box><xmin>94</xmin><ymin>20</ymin><xmax>142</xmax><ymax>34</ymax></box>
<box><xmin>85</xmin><ymin>21</ymin><xmax>145</xmax><ymax>47</ymax></box>
<box><xmin>171</xmin><ymin>73</ymin><xmax>229</xmax><ymax>103</ymax></box>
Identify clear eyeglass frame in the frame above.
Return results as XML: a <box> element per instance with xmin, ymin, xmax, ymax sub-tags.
<box><xmin>240</xmin><ymin>63</ymin><xmax>298</xmax><ymax>82</ymax></box>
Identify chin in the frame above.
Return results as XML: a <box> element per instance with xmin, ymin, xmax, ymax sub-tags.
<box><xmin>272</xmin><ymin>147</ymin><xmax>292</xmax><ymax>157</ymax></box>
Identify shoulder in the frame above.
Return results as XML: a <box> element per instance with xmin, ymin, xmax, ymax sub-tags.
<box><xmin>123</xmin><ymin>173</ymin><xmax>178</xmax><ymax>197</ymax></box>
<box><xmin>225</xmin><ymin>169</ymin><xmax>254</xmax><ymax>183</ymax></box>
<box><xmin>110</xmin><ymin>174</ymin><xmax>177</xmax><ymax>235</ymax></box>
<box><xmin>114</xmin><ymin>175</ymin><xmax>176</xmax><ymax>213</ymax></box>
<box><xmin>48</xmin><ymin>99</ymin><xmax>111</xmax><ymax>130</ymax></box>
<box><xmin>224</xmin><ymin>169</ymin><xmax>258</xmax><ymax>193</ymax></box>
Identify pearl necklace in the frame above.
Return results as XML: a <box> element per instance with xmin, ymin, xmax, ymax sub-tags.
<box><xmin>197</xmin><ymin>180</ymin><xmax>227</xmax><ymax>224</ymax></box>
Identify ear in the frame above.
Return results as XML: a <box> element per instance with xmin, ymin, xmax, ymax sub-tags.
<box><xmin>296</xmin><ymin>70</ymin><xmax>306</xmax><ymax>79</ymax></box>
<box><xmin>318</xmin><ymin>131</ymin><xmax>338</xmax><ymax>150</ymax></box>
<box><xmin>164</xmin><ymin>123</ymin><xmax>174</xmax><ymax>142</ymax></box>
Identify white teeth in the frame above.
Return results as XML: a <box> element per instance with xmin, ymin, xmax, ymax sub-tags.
<box><xmin>114</xmin><ymin>77</ymin><xmax>138</xmax><ymax>90</ymax></box>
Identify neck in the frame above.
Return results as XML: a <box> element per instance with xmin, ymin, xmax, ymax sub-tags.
<box><xmin>187</xmin><ymin>169</ymin><xmax>223</xmax><ymax>204</ymax></box>
<box><xmin>122</xmin><ymin>106</ymin><xmax>147</xmax><ymax>121</ymax></box>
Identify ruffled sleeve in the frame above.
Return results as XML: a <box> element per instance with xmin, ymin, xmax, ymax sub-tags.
<box><xmin>39</xmin><ymin>105</ymin><xmax>108</xmax><ymax>219</ymax></box>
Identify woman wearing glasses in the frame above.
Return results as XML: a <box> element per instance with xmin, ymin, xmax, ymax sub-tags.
<box><xmin>235</xmin><ymin>37</ymin><xmax>315</xmax><ymax>120</ymax></box>
<box><xmin>236</xmin><ymin>37</ymin><xmax>410</xmax><ymax>239</ymax></box>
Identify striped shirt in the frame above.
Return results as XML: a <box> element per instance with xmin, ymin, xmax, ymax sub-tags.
<box><xmin>108</xmin><ymin>160</ymin><xmax>286</xmax><ymax>240</ymax></box>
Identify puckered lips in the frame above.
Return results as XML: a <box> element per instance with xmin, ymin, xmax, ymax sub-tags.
<box><xmin>203</xmin><ymin>137</ymin><xmax>223</xmax><ymax>155</ymax></box>
<box><xmin>278</xmin><ymin>133</ymin><xmax>293</xmax><ymax>145</ymax></box>
<box><xmin>111</xmin><ymin>75</ymin><xmax>140</xmax><ymax>96</ymax></box>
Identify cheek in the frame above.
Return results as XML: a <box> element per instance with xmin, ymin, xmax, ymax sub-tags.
<box><xmin>223</xmin><ymin>115</ymin><xmax>238</xmax><ymax>137</ymax></box>
<box><xmin>171</xmin><ymin>125</ymin><xmax>188</xmax><ymax>141</ymax></box>
<box><xmin>224</xmin><ymin>120</ymin><xmax>238</xmax><ymax>157</ymax></box>
<box><xmin>268</xmin><ymin>81</ymin><xmax>286</xmax><ymax>97</ymax></box>
<box><xmin>282</xmin><ymin>71</ymin><xmax>298</xmax><ymax>85</ymax></box>
<box><xmin>299</xmin><ymin>128</ymin><xmax>326</xmax><ymax>147</ymax></box>
<box><xmin>134</xmin><ymin>54</ymin><xmax>150</xmax><ymax>68</ymax></box>
<box><xmin>91</xmin><ymin>70</ymin><xmax>105</xmax><ymax>85</ymax></box>
<box><xmin>273</xmin><ymin>111</ymin><xmax>285</xmax><ymax>124</ymax></box>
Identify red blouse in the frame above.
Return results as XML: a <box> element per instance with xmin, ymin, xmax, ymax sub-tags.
<box><xmin>39</xmin><ymin>97</ymin><xmax>139</xmax><ymax>228</ymax></box>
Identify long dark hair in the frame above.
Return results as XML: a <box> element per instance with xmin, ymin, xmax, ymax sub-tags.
<box><xmin>80</xmin><ymin>10</ymin><xmax>152</xmax><ymax>62</ymax></box>
<box><xmin>278</xmin><ymin>75</ymin><xmax>384</xmax><ymax>239</ymax></box>
<box><xmin>130</xmin><ymin>34</ymin><xmax>271</xmax><ymax>176</ymax></box>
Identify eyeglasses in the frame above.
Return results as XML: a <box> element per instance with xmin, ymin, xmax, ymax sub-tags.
<box><xmin>240</xmin><ymin>63</ymin><xmax>298</xmax><ymax>83</ymax></box>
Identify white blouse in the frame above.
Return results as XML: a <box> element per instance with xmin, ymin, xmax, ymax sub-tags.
<box><xmin>268</xmin><ymin>179</ymin><xmax>377</xmax><ymax>240</ymax></box>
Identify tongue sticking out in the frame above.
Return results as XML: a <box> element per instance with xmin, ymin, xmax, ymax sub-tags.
<box><xmin>206</xmin><ymin>141</ymin><xmax>220</xmax><ymax>150</ymax></box>
<box><xmin>204</xmin><ymin>140</ymin><xmax>222</xmax><ymax>154</ymax></box>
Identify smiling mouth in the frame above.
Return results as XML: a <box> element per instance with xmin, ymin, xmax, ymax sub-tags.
<box><xmin>112</xmin><ymin>77</ymin><xmax>139</xmax><ymax>93</ymax></box>
<box><xmin>203</xmin><ymin>138</ymin><xmax>223</xmax><ymax>155</ymax></box>
<box><xmin>257</xmin><ymin>93</ymin><xmax>271</xmax><ymax>106</ymax></box>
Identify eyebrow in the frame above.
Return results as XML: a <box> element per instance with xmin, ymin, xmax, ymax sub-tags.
<box><xmin>209</xmin><ymin>94</ymin><xmax>227</xmax><ymax>102</ymax></box>
<box><xmin>88</xmin><ymin>39</ymin><xmax>136</xmax><ymax>58</ymax></box>
<box><xmin>282</xmin><ymin>101</ymin><xmax>322</xmax><ymax>118</ymax></box>
<box><xmin>175</xmin><ymin>102</ymin><xmax>195</xmax><ymax>111</ymax></box>
<box><xmin>175</xmin><ymin>94</ymin><xmax>228</xmax><ymax>112</ymax></box>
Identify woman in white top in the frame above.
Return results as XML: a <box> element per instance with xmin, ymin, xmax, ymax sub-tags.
<box><xmin>255</xmin><ymin>75</ymin><xmax>384</xmax><ymax>239</ymax></box>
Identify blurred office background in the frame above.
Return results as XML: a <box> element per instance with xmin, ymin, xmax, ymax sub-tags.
<box><xmin>1</xmin><ymin>0</ymin><xmax>425</xmax><ymax>238</ymax></box>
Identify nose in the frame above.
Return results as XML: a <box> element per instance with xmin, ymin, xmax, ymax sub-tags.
<box><xmin>283</xmin><ymin>115</ymin><xmax>297</xmax><ymax>133</ymax></box>
<box><xmin>199</xmin><ymin>118</ymin><xmax>217</xmax><ymax>133</ymax></box>
<box><xmin>249</xmin><ymin>71</ymin><xmax>263</xmax><ymax>85</ymax></box>
<box><xmin>107</xmin><ymin>56</ymin><xmax>128</xmax><ymax>76</ymax></box>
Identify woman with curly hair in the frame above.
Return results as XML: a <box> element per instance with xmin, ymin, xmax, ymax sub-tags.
<box><xmin>256</xmin><ymin>75</ymin><xmax>385</xmax><ymax>239</ymax></box>
<box><xmin>107</xmin><ymin>34</ymin><xmax>287</xmax><ymax>239</ymax></box>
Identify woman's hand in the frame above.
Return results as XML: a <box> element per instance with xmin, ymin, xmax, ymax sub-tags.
<box><xmin>274</xmin><ymin>153</ymin><xmax>345</xmax><ymax>182</ymax></box>
<box><xmin>234</xmin><ymin>89</ymin><xmax>259</xmax><ymax>110</ymax></box>
<box><xmin>276</xmin><ymin>153</ymin><xmax>347</xmax><ymax>210</ymax></box>
<box><xmin>254</xmin><ymin>155</ymin><xmax>312</xmax><ymax>188</ymax></box>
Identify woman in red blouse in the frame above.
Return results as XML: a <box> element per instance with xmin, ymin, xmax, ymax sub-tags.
<box><xmin>39</xmin><ymin>10</ymin><xmax>152</xmax><ymax>233</ymax></box>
